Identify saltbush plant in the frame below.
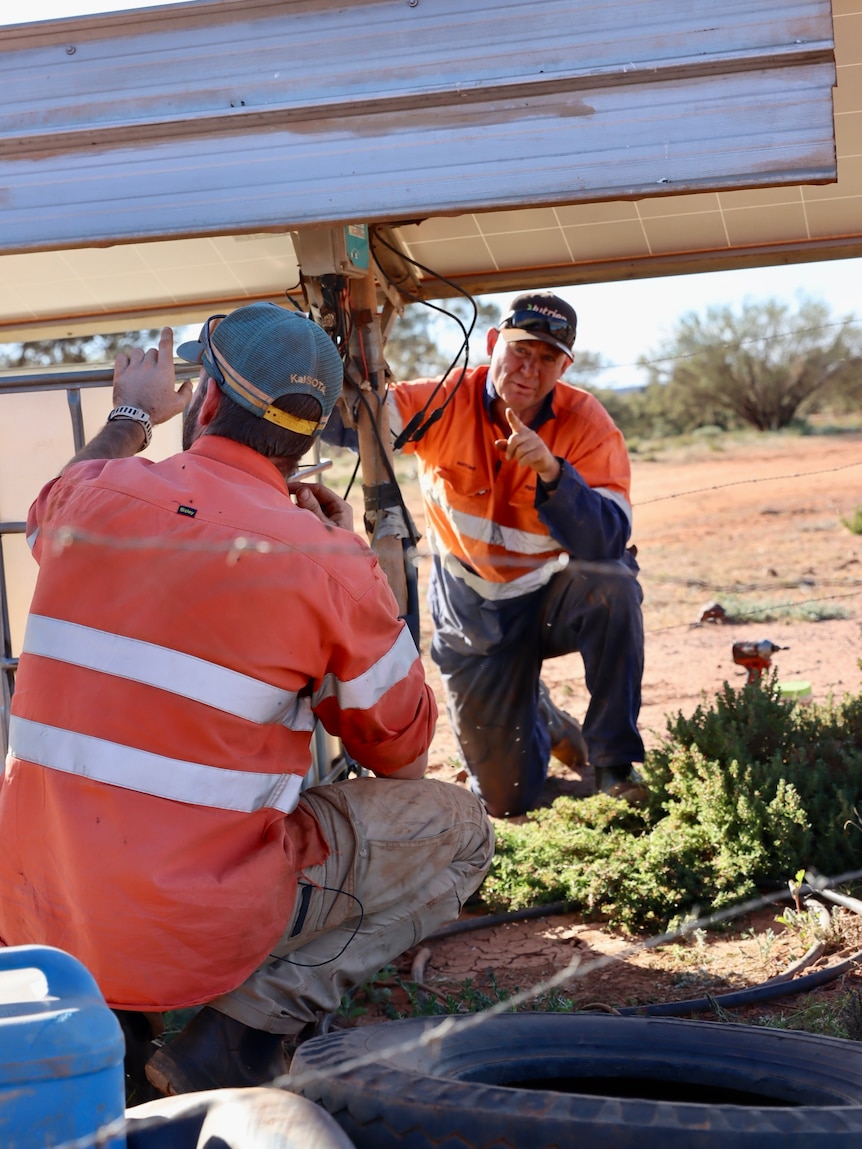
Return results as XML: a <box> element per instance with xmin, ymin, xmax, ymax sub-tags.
<box><xmin>483</xmin><ymin>676</ymin><xmax>862</xmax><ymax>932</ymax></box>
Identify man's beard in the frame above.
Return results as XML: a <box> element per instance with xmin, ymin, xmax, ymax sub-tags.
<box><xmin>181</xmin><ymin>382</ymin><xmax>206</xmax><ymax>450</ymax></box>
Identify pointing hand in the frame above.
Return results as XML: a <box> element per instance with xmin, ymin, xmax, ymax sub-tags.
<box><xmin>494</xmin><ymin>408</ymin><xmax>561</xmax><ymax>484</ymax></box>
<box><xmin>113</xmin><ymin>327</ymin><xmax>193</xmax><ymax>426</ymax></box>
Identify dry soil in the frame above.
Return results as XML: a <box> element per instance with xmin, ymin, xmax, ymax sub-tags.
<box><xmin>355</xmin><ymin>430</ymin><xmax>862</xmax><ymax>1023</ymax></box>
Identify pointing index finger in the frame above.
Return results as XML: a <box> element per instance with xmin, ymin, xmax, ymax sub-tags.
<box><xmin>505</xmin><ymin>407</ymin><xmax>525</xmax><ymax>432</ymax></box>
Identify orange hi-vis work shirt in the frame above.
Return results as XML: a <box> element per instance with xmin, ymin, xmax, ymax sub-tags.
<box><xmin>390</xmin><ymin>366</ymin><xmax>632</xmax><ymax>598</ymax></box>
<box><xmin>0</xmin><ymin>436</ymin><xmax>435</xmax><ymax>1010</ymax></box>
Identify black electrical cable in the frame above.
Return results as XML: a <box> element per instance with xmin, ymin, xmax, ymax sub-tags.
<box><xmin>270</xmin><ymin>884</ymin><xmax>365</xmax><ymax>969</ymax></box>
<box><xmin>292</xmin><ymin>279</ymin><xmax>366</xmax><ymax>500</ymax></box>
<box><xmin>332</xmin><ymin>293</ymin><xmax>420</xmax><ymax>550</ymax></box>
<box><xmin>343</xmin><ymin>451</ymin><xmax>362</xmax><ymax>501</ymax></box>
<box><xmin>369</xmin><ymin>227</ymin><xmax>478</xmax><ymax>448</ymax></box>
<box><xmin>281</xmin><ymin>279</ymin><xmax>303</xmax><ymax>309</ymax></box>
<box><xmin>346</xmin><ymin>368</ymin><xmax>420</xmax><ymax>551</ymax></box>
<box><xmin>370</xmin><ymin>232</ymin><xmax>474</xmax><ymax>444</ymax></box>
<box><xmin>322</xmin><ymin>230</ymin><xmax>478</xmax><ymax>541</ymax></box>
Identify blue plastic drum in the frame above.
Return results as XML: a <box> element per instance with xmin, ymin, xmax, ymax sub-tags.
<box><xmin>0</xmin><ymin>945</ymin><xmax>126</xmax><ymax>1148</ymax></box>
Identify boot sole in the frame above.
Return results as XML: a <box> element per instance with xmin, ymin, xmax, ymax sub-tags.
<box><xmin>145</xmin><ymin>1045</ymin><xmax>207</xmax><ymax>1097</ymax></box>
<box><xmin>550</xmin><ymin>734</ymin><xmax>588</xmax><ymax>771</ymax></box>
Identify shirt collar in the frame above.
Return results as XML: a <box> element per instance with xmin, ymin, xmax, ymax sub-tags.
<box><xmin>187</xmin><ymin>435</ymin><xmax>289</xmax><ymax>494</ymax></box>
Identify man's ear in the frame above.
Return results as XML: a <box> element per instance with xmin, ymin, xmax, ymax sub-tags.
<box><xmin>198</xmin><ymin>377</ymin><xmax>221</xmax><ymax>426</ymax></box>
<box><xmin>486</xmin><ymin>328</ymin><xmax>500</xmax><ymax>357</ymax></box>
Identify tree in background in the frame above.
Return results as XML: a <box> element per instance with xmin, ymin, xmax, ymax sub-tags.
<box><xmin>383</xmin><ymin>297</ymin><xmax>501</xmax><ymax>379</ymax></box>
<box><xmin>0</xmin><ymin>330</ymin><xmax>163</xmax><ymax>369</ymax></box>
<box><xmin>639</xmin><ymin>298</ymin><xmax>862</xmax><ymax>432</ymax></box>
<box><xmin>1</xmin><ymin>297</ymin><xmax>611</xmax><ymax>395</ymax></box>
<box><xmin>562</xmin><ymin>348</ymin><xmax>610</xmax><ymax>389</ymax></box>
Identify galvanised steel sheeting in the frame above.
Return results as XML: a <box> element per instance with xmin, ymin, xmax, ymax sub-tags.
<box><xmin>0</xmin><ymin>0</ymin><xmax>836</xmax><ymax>253</ymax></box>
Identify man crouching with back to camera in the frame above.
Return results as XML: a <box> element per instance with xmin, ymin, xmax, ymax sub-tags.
<box><xmin>0</xmin><ymin>303</ymin><xmax>494</xmax><ymax>1095</ymax></box>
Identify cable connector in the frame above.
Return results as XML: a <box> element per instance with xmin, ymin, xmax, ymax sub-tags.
<box><xmin>393</xmin><ymin>412</ymin><xmax>426</xmax><ymax>450</ymax></box>
<box><xmin>410</xmin><ymin>407</ymin><xmax>444</xmax><ymax>444</ymax></box>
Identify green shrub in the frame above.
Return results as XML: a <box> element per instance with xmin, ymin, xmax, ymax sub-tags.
<box><xmin>718</xmin><ymin>598</ymin><xmax>849</xmax><ymax>623</ymax></box>
<box><xmin>483</xmin><ymin>677</ymin><xmax>862</xmax><ymax>932</ymax></box>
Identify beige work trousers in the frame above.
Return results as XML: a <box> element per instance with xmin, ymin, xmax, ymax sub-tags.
<box><xmin>210</xmin><ymin>776</ymin><xmax>494</xmax><ymax>1036</ymax></box>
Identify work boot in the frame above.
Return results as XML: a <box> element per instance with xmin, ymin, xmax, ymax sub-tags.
<box><xmin>594</xmin><ymin>764</ymin><xmax>649</xmax><ymax>806</ymax></box>
<box><xmin>145</xmin><ymin>1007</ymin><xmax>288</xmax><ymax>1096</ymax></box>
<box><xmin>537</xmin><ymin>681</ymin><xmax>588</xmax><ymax>770</ymax></box>
<box><xmin>113</xmin><ymin>1010</ymin><xmax>165</xmax><ymax>1104</ymax></box>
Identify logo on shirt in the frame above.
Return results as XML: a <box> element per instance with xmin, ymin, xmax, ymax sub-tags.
<box><xmin>177</xmin><ymin>505</ymin><xmax>198</xmax><ymax>518</ymax></box>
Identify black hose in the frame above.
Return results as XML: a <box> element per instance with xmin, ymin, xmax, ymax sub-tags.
<box><xmin>813</xmin><ymin>887</ymin><xmax>862</xmax><ymax>916</ymax></box>
<box><xmin>431</xmin><ymin>874</ymin><xmax>862</xmax><ymax>945</ymax></box>
<box><xmin>424</xmin><ymin>879</ymin><xmax>862</xmax><ymax>1016</ymax></box>
<box><xmin>616</xmin><ymin>949</ymin><xmax>862</xmax><ymax>1017</ymax></box>
<box><xmin>424</xmin><ymin>901</ymin><xmax>573</xmax><ymax>941</ymax></box>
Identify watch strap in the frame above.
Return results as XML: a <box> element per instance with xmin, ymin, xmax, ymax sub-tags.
<box><xmin>107</xmin><ymin>405</ymin><xmax>153</xmax><ymax>449</ymax></box>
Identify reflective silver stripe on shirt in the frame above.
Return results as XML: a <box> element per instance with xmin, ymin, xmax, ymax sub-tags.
<box><xmin>420</xmin><ymin>472</ymin><xmax>559</xmax><ymax>556</ymax></box>
<box><xmin>387</xmin><ymin>389</ymin><xmax>404</xmax><ymax>440</ymax></box>
<box><xmin>594</xmin><ymin>485</ymin><xmax>633</xmax><ymax>528</ymax></box>
<box><xmin>430</xmin><ymin>530</ymin><xmax>569</xmax><ymax>600</ymax></box>
<box><xmin>26</xmin><ymin>527</ymin><xmax>39</xmax><ymax>550</ymax></box>
<box><xmin>8</xmin><ymin>716</ymin><xmax>302</xmax><ymax>814</ymax></box>
<box><xmin>314</xmin><ymin>625</ymin><xmax>419</xmax><ymax>710</ymax></box>
<box><xmin>22</xmin><ymin>614</ymin><xmax>314</xmax><ymax>731</ymax></box>
<box><xmin>423</xmin><ymin>472</ymin><xmax>633</xmax><ymax>548</ymax></box>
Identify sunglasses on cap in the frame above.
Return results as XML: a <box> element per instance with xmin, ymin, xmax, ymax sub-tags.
<box><xmin>500</xmin><ymin>308</ymin><xmax>576</xmax><ymax>349</ymax></box>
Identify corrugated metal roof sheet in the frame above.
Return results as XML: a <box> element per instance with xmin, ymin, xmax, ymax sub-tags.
<box><xmin>0</xmin><ymin>0</ymin><xmax>850</xmax><ymax>338</ymax></box>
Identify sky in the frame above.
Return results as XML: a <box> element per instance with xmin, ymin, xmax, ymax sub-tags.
<box><xmin>8</xmin><ymin>1</ymin><xmax>862</xmax><ymax>388</ymax></box>
<box><xmin>492</xmin><ymin>260</ymin><xmax>862</xmax><ymax>389</ymax></box>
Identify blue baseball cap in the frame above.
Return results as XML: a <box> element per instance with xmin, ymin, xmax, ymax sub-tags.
<box><xmin>177</xmin><ymin>302</ymin><xmax>343</xmax><ymax>438</ymax></box>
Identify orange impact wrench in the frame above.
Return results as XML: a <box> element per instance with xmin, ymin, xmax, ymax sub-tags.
<box><xmin>731</xmin><ymin>640</ymin><xmax>788</xmax><ymax>684</ymax></box>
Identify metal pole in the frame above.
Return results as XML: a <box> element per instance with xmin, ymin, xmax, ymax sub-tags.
<box><xmin>348</xmin><ymin>269</ymin><xmax>408</xmax><ymax>616</ymax></box>
<box><xmin>0</xmin><ymin>525</ymin><xmax>24</xmax><ymax>761</ymax></box>
<box><xmin>0</xmin><ymin>363</ymin><xmax>199</xmax><ymax>395</ymax></box>
<box><xmin>67</xmin><ymin>387</ymin><xmax>86</xmax><ymax>453</ymax></box>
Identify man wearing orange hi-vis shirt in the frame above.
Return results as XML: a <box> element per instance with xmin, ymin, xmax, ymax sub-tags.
<box><xmin>388</xmin><ymin>291</ymin><xmax>646</xmax><ymax>817</ymax></box>
<box><xmin>0</xmin><ymin>303</ymin><xmax>493</xmax><ymax>1096</ymax></box>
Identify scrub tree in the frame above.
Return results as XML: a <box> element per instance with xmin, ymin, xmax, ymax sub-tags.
<box><xmin>0</xmin><ymin>330</ymin><xmax>164</xmax><ymax>368</ymax></box>
<box><xmin>639</xmin><ymin>297</ymin><xmax>862</xmax><ymax>432</ymax></box>
<box><xmin>384</xmin><ymin>297</ymin><xmax>501</xmax><ymax>380</ymax></box>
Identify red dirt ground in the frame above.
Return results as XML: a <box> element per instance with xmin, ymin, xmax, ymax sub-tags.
<box><xmin>356</xmin><ymin>431</ymin><xmax>862</xmax><ymax>1021</ymax></box>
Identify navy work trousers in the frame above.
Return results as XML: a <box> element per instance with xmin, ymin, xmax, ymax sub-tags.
<box><xmin>431</xmin><ymin>556</ymin><xmax>644</xmax><ymax>817</ymax></box>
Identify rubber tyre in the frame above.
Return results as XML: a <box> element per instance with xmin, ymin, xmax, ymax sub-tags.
<box><xmin>125</xmin><ymin>1086</ymin><xmax>355</xmax><ymax>1148</ymax></box>
<box><xmin>288</xmin><ymin>1013</ymin><xmax>862</xmax><ymax>1148</ymax></box>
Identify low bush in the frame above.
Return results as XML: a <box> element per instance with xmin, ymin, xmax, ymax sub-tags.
<box><xmin>483</xmin><ymin>677</ymin><xmax>862</xmax><ymax>932</ymax></box>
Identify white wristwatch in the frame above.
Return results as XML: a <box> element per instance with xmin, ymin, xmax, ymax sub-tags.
<box><xmin>107</xmin><ymin>405</ymin><xmax>153</xmax><ymax>449</ymax></box>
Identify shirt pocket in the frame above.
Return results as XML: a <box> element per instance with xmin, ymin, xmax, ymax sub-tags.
<box><xmin>434</xmin><ymin>465</ymin><xmax>491</xmax><ymax>502</ymax></box>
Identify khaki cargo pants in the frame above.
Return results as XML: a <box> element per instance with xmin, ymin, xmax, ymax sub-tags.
<box><xmin>209</xmin><ymin>776</ymin><xmax>494</xmax><ymax>1036</ymax></box>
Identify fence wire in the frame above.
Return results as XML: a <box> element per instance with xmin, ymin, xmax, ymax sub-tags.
<box><xmin>4</xmin><ymin>403</ymin><xmax>862</xmax><ymax>1148</ymax></box>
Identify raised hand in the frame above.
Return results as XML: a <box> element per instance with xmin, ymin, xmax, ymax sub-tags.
<box><xmin>494</xmin><ymin>408</ymin><xmax>561</xmax><ymax>485</ymax></box>
<box><xmin>113</xmin><ymin>326</ymin><xmax>193</xmax><ymax>427</ymax></box>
